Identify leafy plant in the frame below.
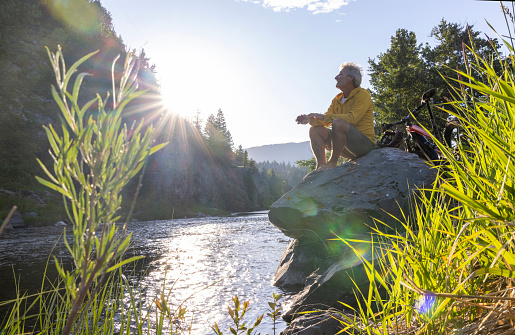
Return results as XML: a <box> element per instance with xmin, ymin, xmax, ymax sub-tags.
<box><xmin>212</xmin><ymin>295</ymin><xmax>263</xmax><ymax>335</ymax></box>
<box><xmin>35</xmin><ymin>46</ymin><xmax>166</xmax><ymax>335</ymax></box>
<box><xmin>266</xmin><ymin>293</ymin><xmax>282</xmax><ymax>335</ymax></box>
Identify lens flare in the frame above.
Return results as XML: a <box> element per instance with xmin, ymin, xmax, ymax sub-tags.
<box><xmin>414</xmin><ymin>294</ymin><xmax>436</xmax><ymax>316</ymax></box>
<box><xmin>297</xmin><ymin>197</ymin><xmax>320</xmax><ymax>217</ymax></box>
<box><xmin>44</xmin><ymin>0</ymin><xmax>101</xmax><ymax>33</ymax></box>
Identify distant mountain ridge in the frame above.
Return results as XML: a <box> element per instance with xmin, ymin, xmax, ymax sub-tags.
<box><xmin>245</xmin><ymin>141</ymin><xmax>312</xmax><ymax>164</ymax></box>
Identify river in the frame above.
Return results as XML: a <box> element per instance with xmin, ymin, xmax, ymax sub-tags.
<box><xmin>0</xmin><ymin>211</ymin><xmax>292</xmax><ymax>334</ymax></box>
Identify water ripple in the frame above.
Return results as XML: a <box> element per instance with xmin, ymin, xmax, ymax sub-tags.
<box><xmin>0</xmin><ymin>212</ymin><xmax>292</xmax><ymax>334</ymax></box>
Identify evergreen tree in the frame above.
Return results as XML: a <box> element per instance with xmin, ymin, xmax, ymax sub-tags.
<box><xmin>215</xmin><ymin>108</ymin><xmax>234</xmax><ymax>149</ymax></box>
<box><xmin>421</xmin><ymin>20</ymin><xmax>501</xmax><ymax>103</ymax></box>
<box><xmin>204</xmin><ymin>109</ymin><xmax>233</xmax><ymax>162</ymax></box>
<box><xmin>368</xmin><ymin>29</ymin><xmax>425</xmax><ymax>129</ymax></box>
<box><xmin>369</xmin><ymin>21</ymin><xmax>501</xmax><ymax>131</ymax></box>
<box><xmin>248</xmin><ymin>158</ymin><xmax>258</xmax><ymax>173</ymax></box>
<box><xmin>192</xmin><ymin>109</ymin><xmax>203</xmax><ymax>135</ymax></box>
<box><xmin>243</xmin><ymin>150</ymin><xmax>249</xmax><ymax>168</ymax></box>
<box><xmin>234</xmin><ymin>145</ymin><xmax>248</xmax><ymax>166</ymax></box>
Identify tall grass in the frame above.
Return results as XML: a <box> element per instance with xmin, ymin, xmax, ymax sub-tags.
<box><xmin>0</xmin><ymin>265</ymin><xmax>196</xmax><ymax>334</ymax></box>
<box><xmin>336</xmin><ymin>13</ymin><xmax>515</xmax><ymax>335</ymax></box>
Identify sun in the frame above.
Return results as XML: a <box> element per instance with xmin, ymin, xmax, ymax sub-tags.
<box><xmin>158</xmin><ymin>82</ymin><xmax>198</xmax><ymax>120</ymax></box>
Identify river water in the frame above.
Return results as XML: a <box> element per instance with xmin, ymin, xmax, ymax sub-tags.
<box><xmin>0</xmin><ymin>211</ymin><xmax>293</xmax><ymax>334</ymax></box>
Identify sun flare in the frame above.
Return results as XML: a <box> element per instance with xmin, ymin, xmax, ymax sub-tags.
<box><xmin>153</xmin><ymin>36</ymin><xmax>253</xmax><ymax>126</ymax></box>
<box><xmin>158</xmin><ymin>88</ymin><xmax>194</xmax><ymax>120</ymax></box>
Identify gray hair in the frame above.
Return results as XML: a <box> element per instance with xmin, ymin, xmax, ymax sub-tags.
<box><xmin>339</xmin><ymin>62</ymin><xmax>362</xmax><ymax>88</ymax></box>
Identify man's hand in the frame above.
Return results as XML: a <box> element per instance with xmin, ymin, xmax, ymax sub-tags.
<box><xmin>296</xmin><ymin>114</ymin><xmax>309</xmax><ymax>124</ymax></box>
<box><xmin>296</xmin><ymin>113</ymin><xmax>325</xmax><ymax>124</ymax></box>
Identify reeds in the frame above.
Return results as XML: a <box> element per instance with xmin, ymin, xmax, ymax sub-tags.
<box><xmin>335</xmin><ymin>9</ymin><xmax>515</xmax><ymax>334</ymax></box>
<box><xmin>0</xmin><ymin>265</ymin><xmax>195</xmax><ymax>335</ymax></box>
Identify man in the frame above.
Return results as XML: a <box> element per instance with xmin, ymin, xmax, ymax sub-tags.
<box><xmin>296</xmin><ymin>62</ymin><xmax>375</xmax><ymax>170</ymax></box>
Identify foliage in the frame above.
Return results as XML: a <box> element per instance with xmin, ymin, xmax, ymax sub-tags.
<box><xmin>368</xmin><ymin>20</ymin><xmax>501</xmax><ymax>133</ymax></box>
<box><xmin>212</xmin><ymin>294</ymin><xmax>285</xmax><ymax>335</ymax></box>
<box><xmin>35</xmin><ymin>47</ymin><xmax>165</xmax><ymax>335</ymax></box>
<box><xmin>0</xmin><ymin>0</ymin><xmax>159</xmax><ymax>193</ymax></box>
<box><xmin>266</xmin><ymin>293</ymin><xmax>283</xmax><ymax>335</ymax></box>
<box><xmin>0</xmin><ymin>265</ymin><xmax>193</xmax><ymax>335</ymax></box>
<box><xmin>235</xmin><ymin>145</ymin><xmax>250</xmax><ymax>167</ymax></box>
<box><xmin>212</xmin><ymin>295</ymin><xmax>263</xmax><ymax>335</ymax></box>
<box><xmin>204</xmin><ymin>109</ymin><xmax>234</xmax><ymax>162</ymax></box>
<box><xmin>336</xmin><ymin>11</ymin><xmax>515</xmax><ymax>334</ymax></box>
<box><xmin>295</xmin><ymin>153</ymin><xmax>344</xmax><ymax>173</ymax></box>
<box><xmin>257</xmin><ymin>160</ymin><xmax>308</xmax><ymax>186</ymax></box>
<box><xmin>369</xmin><ymin>29</ymin><xmax>425</xmax><ymax>127</ymax></box>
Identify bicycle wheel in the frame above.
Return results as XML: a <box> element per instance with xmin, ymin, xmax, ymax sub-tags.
<box><xmin>444</xmin><ymin>117</ymin><xmax>460</xmax><ymax>149</ymax></box>
<box><xmin>443</xmin><ymin>118</ymin><xmax>468</xmax><ymax>160</ymax></box>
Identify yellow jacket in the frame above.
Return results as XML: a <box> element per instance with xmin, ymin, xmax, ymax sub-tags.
<box><xmin>310</xmin><ymin>87</ymin><xmax>375</xmax><ymax>142</ymax></box>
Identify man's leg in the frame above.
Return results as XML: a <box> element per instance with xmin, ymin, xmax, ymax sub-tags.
<box><xmin>309</xmin><ymin>126</ymin><xmax>330</xmax><ymax>170</ymax></box>
<box><xmin>318</xmin><ymin>119</ymin><xmax>350</xmax><ymax>170</ymax></box>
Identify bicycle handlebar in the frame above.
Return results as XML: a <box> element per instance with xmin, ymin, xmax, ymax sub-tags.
<box><xmin>421</xmin><ymin>88</ymin><xmax>435</xmax><ymax>103</ymax></box>
<box><xmin>382</xmin><ymin>88</ymin><xmax>435</xmax><ymax>131</ymax></box>
<box><xmin>382</xmin><ymin>103</ymin><xmax>424</xmax><ymax>130</ymax></box>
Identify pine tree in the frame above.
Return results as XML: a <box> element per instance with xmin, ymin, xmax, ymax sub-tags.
<box><xmin>204</xmin><ymin>109</ymin><xmax>233</xmax><ymax>162</ymax></box>
<box><xmin>368</xmin><ymin>29</ymin><xmax>425</xmax><ymax>128</ymax></box>
<box><xmin>192</xmin><ymin>109</ymin><xmax>204</xmax><ymax>136</ymax></box>
<box><xmin>234</xmin><ymin>145</ymin><xmax>247</xmax><ymax>166</ymax></box>
<box><xmin>422</xmin><ymin>20</ymin><xmax>501</xmax><ymax>103</ymax></box>
<box><xmin>369</xmin><ymin>21</ymin><xmax>501</xmax><ymax>131</ymax></box>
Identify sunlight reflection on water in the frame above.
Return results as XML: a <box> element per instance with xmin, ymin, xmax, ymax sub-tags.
<box><xmin>126</xmin><ymin>212</ymin><xmax>291</xmax><ymax>334</ymax></box>
<box><xmin>0</xmin><ymin>212</ymin><xmax>291</xmax><ymax>334</ymax></box>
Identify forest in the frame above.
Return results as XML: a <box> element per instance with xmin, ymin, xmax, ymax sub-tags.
<box><xmin>0</xmin><ymin>0</ymin><xmax>306</xmax><ymax>222</ymax></box>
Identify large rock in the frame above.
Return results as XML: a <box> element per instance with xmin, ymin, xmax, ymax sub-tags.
<box><xmin>281</xmin><ymin>234</ymin><xmax>386</xmax><ymax>322</ymax></box>
<box><xmin>269</xmin><ymin>148</ymin><xmax>438</xmax><ymax>331</ymax></box>
<box><xmin>273</xmin><ymin>240</ymin><xmax>327</xmax><ymax>290</ymax></box>
<box><xmin>280</xmin><ymin>311</ymin><xmax>346</xmax><ymax>335</ymax></box>
<box><xmin>269</xmin><ymin>148</ymin><xmax>436</xmax><ymax>245</ymax></box>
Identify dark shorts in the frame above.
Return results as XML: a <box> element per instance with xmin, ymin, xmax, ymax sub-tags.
<box><xmin>325</xmin><ymin>124</ymin><xmax>375</xmax><ymax>159</ymax></box>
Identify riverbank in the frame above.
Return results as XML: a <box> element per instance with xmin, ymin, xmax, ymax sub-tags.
<box><xmin>0</xmin><ymin>185</ymin><xmax>268</xmax><ymax>228</ymax></box>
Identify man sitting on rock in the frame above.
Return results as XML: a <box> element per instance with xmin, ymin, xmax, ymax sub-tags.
<box><xmin>296</xmin><ymin>62</ymin><xmax>375</xmax><ymax>170</ymax></box>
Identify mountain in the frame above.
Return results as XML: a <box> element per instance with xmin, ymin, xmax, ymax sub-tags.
<box><xmin>245</xmin><ymin>141</ymin><xmax>313</xmax><ymax>164</ymax></box>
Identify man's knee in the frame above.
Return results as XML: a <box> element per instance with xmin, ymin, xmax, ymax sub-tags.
<box><xmin>332</xmin><ymin>119</ymin><xmax>350</xmax><ymax>133</ymax></box>
<box><xmin>309</xmin><ymin>125</ymin><xmax>328</xmax><ymax>138</ymax></box>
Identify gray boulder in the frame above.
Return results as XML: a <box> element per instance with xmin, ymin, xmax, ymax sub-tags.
<box><xmin>280</xmin><ymin>311</ymin><xmax>348</xmax><ymax>335</ymax></box>
<box><xmin>269</xmin><ymin>148</ymin><xmax>436</xmax><ymax>245</ymax></box>
<box><xmin>269</xmin><ymin>148</ymin><xmax>437</xmax><ymax>328</ymax></box>
<box><xmin>273</xmin><ymin>240</ymin><xmax>327</xmax><ymax>290</ymax></box>
<box><xmin>281</xmin><ymin>234</ymin><xmax>386</xmax><ymax>322</ymax></box>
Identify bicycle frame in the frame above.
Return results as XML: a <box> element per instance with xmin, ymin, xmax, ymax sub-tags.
<box><xmin>382</xmin><ymin>89</ymin><xmax>442</xmax><ymax>162</ymax></box>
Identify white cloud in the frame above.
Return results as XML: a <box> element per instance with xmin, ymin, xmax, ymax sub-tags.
<box><xmin>239</xmin><ymin>0</ymin><xmax>352</xmax><ymax>14</ymax></box>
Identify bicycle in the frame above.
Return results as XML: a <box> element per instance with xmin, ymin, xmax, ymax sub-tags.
<box><xmin>379</xmin><ymin>89</ymin><xmax>457</xmax><ymax>164</ymax></box>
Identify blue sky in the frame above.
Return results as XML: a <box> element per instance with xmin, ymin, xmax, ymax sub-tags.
<box><xmin>101</xmin><ymin>0</ymin><xmax>508</xmax><ymax>148</ymax></box>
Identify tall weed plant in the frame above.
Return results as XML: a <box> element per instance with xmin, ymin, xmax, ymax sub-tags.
<box><xmin>0</xmin><ymin>46</ymin><xmax>166</xmax><ymax>335</ymax></box>
<box><xmin>337</xmin><ymin>9</ymin><xmax>515</xmax><ymax>335</ymax></box>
